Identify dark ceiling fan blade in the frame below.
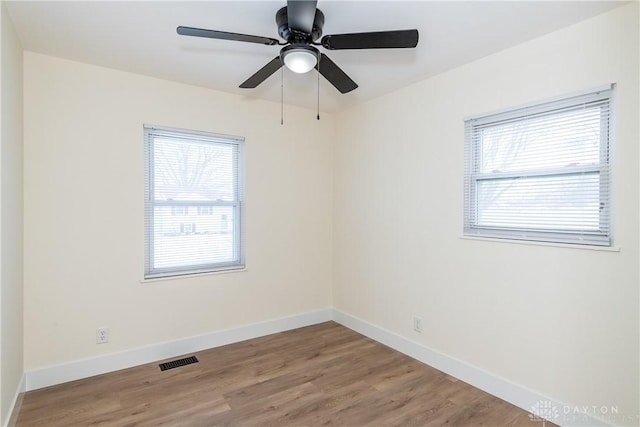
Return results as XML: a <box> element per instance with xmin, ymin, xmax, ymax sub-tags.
<box><xmin>239</xmin><ymin>56</ymin><xmax>283</xmax><ymax>88</ymax></box>
<box><xmin>287</xmin><ymin>0</ymin><xmax>317</xmax><ymax>34</ymax></box>
<box><xmin>321</xmin><ymin>29</ymin><xmax>419</xmax><ymax>50</ymax></box>
<box><xmin>177</xmin><ymin>26</ymin><xmax>280</xmax><ymax>46</ymax></box>
<box><xmin>316</xmin><ymin>53</ymin><xmax>357</xmax><ymax>94</ymax></box>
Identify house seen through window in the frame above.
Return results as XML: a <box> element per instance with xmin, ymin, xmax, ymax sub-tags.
<box><xmin>144</xmin><ymin>126</ymin><xmax>245</xmax><ymax>278</ymax></box>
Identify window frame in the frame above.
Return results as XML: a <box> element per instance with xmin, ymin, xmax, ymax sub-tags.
<box><xmin>463</xmin><ymin>85</ymin><xmax>613</xmax><ymax>247</ymax></box>
<box><xmin>144</xmin><ymin>125</ymin><xmax>245</xmax><ymax>279</ymax></box>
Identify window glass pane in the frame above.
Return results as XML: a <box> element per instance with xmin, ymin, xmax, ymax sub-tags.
<box><xmin>476</xmin><ymin>173</ymin><xmax>601</xmax><ymax>231</ymax></box>
<box><xmin>480</xmin><ymin>106</ymin><xmax>602</xmax><ymax>173</ymax></box>
<box><xmin>152</xmin><ymin>206</ymin><xmax>235</xmax><ymax>269</ymax></box>
<box><xmin>153</xmin><ymin>138</ymin><xmax>236</xmax><ymax>202</ymax></box>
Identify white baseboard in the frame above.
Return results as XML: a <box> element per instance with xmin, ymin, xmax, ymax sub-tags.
<box><xmin>26</xmin><ymin>308</ymin><xmax>332</xmax><ymax>391</ymax></box>
<box><xmin>20</xmin><ymin>307</ymin><xmax>616</xmax><ymax>427</ymax></box>
<box><xmin>331</xmin><ymin>309</ymin><xmax>612</xmax><ymax>427</ymax></box>
<box><xmin>3</xmin><ymin>373</ymin><xmax>26</xmax><ymax>427</ymax></box>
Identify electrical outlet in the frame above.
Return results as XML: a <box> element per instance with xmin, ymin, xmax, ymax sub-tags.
<box><xmin>96</xmin><ymin>327</ymin><xmax>109</xmax><ymax>344</ymax></box>
<box><xmin>413</xmin><ymin>316</ymin><xmax>423</xmax><ymax>333</ymax></box>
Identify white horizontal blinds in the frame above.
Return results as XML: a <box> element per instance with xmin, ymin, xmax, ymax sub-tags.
<box><xmin>144</xmin><ymin>126</ymin><xmax>245</xmax><ymax>278</ymax></box>
<box><xmin>464</xmin><ymin>86</ymin><xmax>612</xmax><ymax>246</ymax></box>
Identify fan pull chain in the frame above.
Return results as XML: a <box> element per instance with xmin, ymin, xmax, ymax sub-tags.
<box><xmin>280</xmin><ymin>67</ymin><xmax>284</xmax><ymax>125</ymax></box>
<box><xmin>316</xmin><ymin>53</ymin><xmax>321</xmax><ymax>120</ymax></box>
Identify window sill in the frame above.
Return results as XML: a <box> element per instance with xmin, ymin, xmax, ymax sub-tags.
<box><xmin>460</xmin><ymin>236</ymin><xmax>620</xmax><ymax>252</ymax></box>
<box><xmin>140</xmin><ymin>267</ymin><xmax>247</xmax><ymax>284</ymax></box>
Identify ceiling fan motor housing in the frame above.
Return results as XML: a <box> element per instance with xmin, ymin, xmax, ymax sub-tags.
<box><xmin>276</xmin><ymin>6</ymin><xmax>325</xmax><ymax>43</ymax></box>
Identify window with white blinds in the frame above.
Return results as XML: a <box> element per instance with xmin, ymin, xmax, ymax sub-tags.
<box><xmin>144</xmin><ymin>126</ymin><xmax>245</xmax><ymax>279</ymax></box>
<box><xmin>463</xmin><ymin>85</ymin><xmax>613</xmax><ymax>246</ymax></box>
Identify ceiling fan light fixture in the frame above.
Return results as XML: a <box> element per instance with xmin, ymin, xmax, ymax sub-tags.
<box><xmin>281</xmin><ymin>45</ymin><xmax>318</xmax><ymax>74</ymax></box>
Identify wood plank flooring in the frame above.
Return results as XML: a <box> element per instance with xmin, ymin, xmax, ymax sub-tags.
<box><xmin>15</xmin><ymin>322</ymin><xmax>552</xmax><ymax>426</ymax></box>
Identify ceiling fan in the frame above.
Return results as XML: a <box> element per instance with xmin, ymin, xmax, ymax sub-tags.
<box><xmin>177</xmin><ymin>0</ymin><xmax>419</xmax><ymax>94</ymax></box>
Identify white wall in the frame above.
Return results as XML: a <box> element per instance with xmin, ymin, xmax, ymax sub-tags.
<box><xmin>23</xmin><ymin>53</ymin><xmax>333</xmax><ymax>370</ymax></box>
<box><xmin>333</xmin><ymin>3</ymin><xmax>638</xmax><ymax>423</ymax></box>
<box><xmin>0</xmin><ymin>1</ymin><xmax>24</xmax><ymax>424</ymax></box>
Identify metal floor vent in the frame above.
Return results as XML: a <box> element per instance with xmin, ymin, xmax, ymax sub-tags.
<box><xmin>159</xmin><ymin>356</ymin><xmax>199</xmax><ymax>371</ymax></box>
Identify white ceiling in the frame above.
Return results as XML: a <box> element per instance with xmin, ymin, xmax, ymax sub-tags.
<box><xmin>6</xmin><ymin>0</ymin><xmax>627</xmax><ymax>112</ymax></box>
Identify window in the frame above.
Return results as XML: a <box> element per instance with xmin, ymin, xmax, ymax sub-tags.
<box><xmin>197</xmin><ymin>206</ymin><xmax>213</xmax><ymax>216</ymax></box>
<box><xmin>463</xmin><ymin>85</ymin><xmax>613</xmax><ymax>246</ymax></box>
<box><xmin>172</xmin><ymin>206</ymin><xmax>187</xmax><ymax>216</ymax></box>
<box><xmin>144</xmin><ymin>126</ymin><xmax>245</xmax><ymax>278</ymax></box>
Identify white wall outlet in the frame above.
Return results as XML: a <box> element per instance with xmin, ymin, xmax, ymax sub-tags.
<box><xmin>413</xmin><ymin>316</ymin><xmax>423</xmax><ymax>333</ymax></box>
<box><xmin>96</xmin><ymin>327</ymin><xmax>109</xmax><ymax>344</ymax></box>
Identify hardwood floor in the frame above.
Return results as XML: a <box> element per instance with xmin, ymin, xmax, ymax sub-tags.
<box><xmin>16</xmin><ymin>322</ymin><xmax>551</xmax><ymax>426</ymax></box>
